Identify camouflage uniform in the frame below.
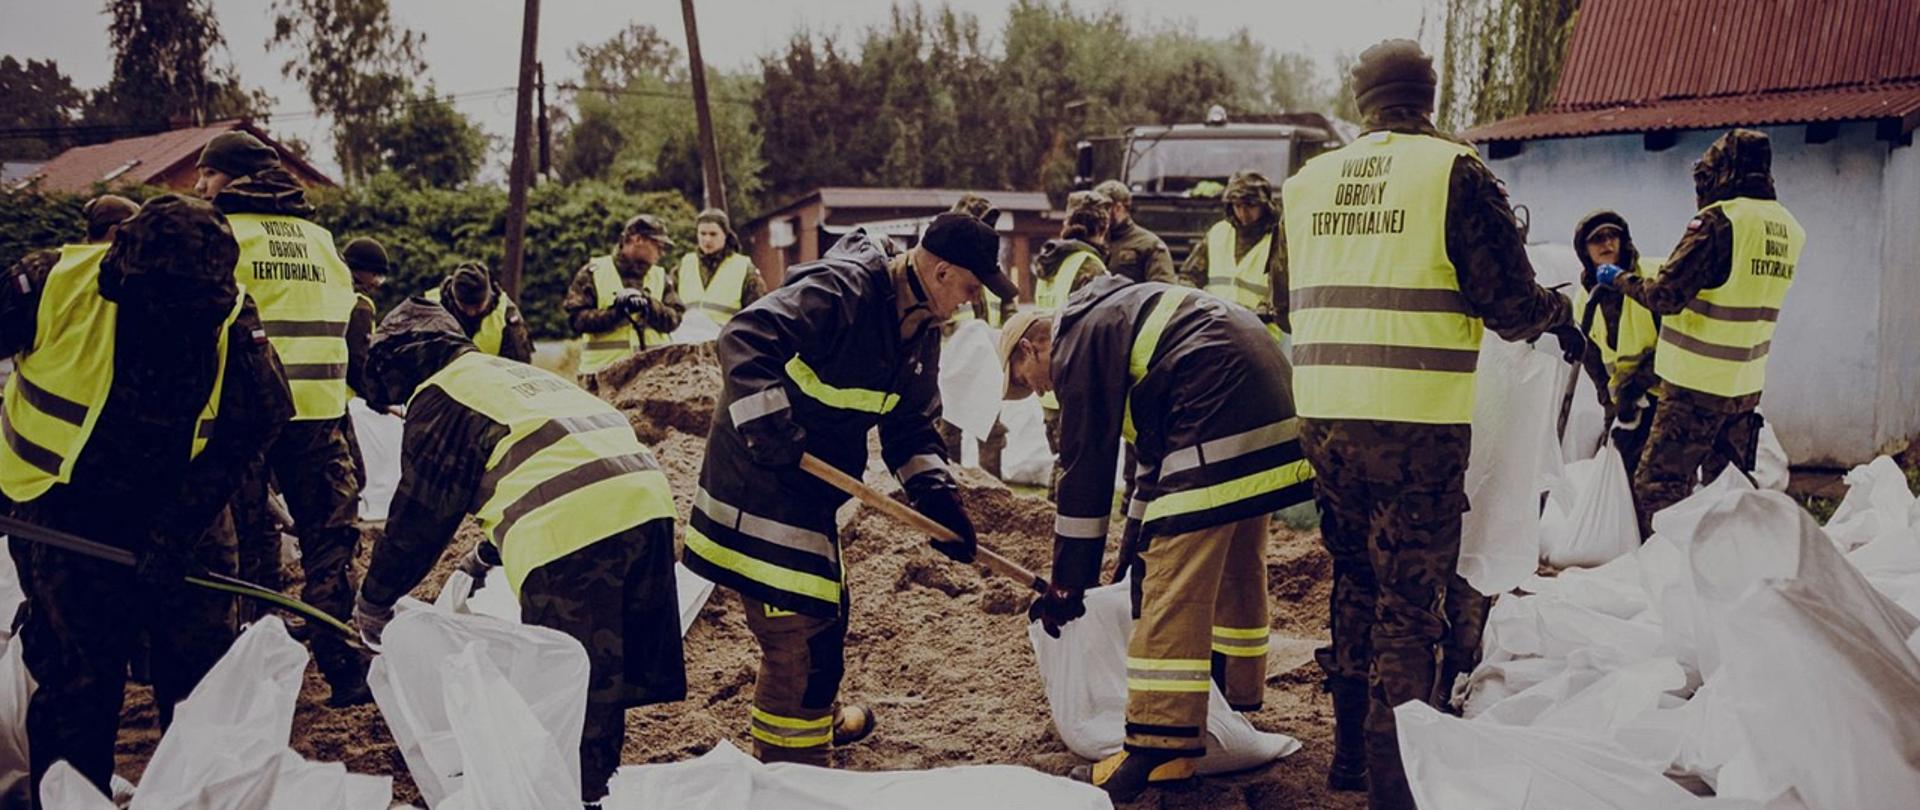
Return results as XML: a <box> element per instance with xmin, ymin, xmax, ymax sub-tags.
<box><xmin>564</xmin><ymin>251</ymin><xmax>687</xmax><ymax>386</ymax></box>
<box><xmin>211</xmin><ymin>168</ymin><xmax>370</xmax><ymax>700</ymax></box>
<box><xmin>1179</xmin><ymin>172</ymin><xmax>1291</xmax><ymax>333</ymax></box>
<box><xmin>343</xmin><ymin>290</ymin><xmax>377</xmax><ymax>487</ymax></box>
<box><xmin>1614</xmin><ymin>130</ymin><xmax>1777</xmax><ymax>537</ymax></box>
<box><xmin>1285</xmin><ymin>105</ymin><xmax>1571</xmax><ymax>809</ymax></box>
<box><xmin>0</xmin><ymin>197</ymin><xmax>293</xmax><ymax>803</ymax></box>
<box><xmin>687</xmin><ymin>209</ymin><xmax>768</xmax><ymax>312</ymax></box>
<box><xmin>358</xmin><ymin>302</ymin><xmax>686</xmax><ymax>801</ymax></box>
<box><xmin>1093</xmin><ymin>180</ymin><xmax>1178</xmax><ymax>285</ymax></box>
<box><xmin>433</xmin><ymin>268</ymin><xmax>536</xmax><ymax>363</ymax></box>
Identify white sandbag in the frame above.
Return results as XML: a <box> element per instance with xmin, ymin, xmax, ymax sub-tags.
<box><xmin>1824</xmin><ymin>456</ymin><xmax>1915</xmax><ymax>552</ymax></box>
<box><xmin>1479</xmin><ymin>591</ymin><xmax>1663</xmax><ymax>669</ymax></box>
<box><xmin>1461</xmin><ymin>335</ymin><xmax>1568</xmax><ymax>595</ymax></box>
<box><xmin>603</xmin><ymin>740</ymin><xmax>1113</xmax><ymax>810</ymax></box>
<box><xmin>434</xmin><ymin>643</ymin><xmax>578</xmax><ymax>810</ymax></box>
<box><xmin>1752</xmin><ymin>417</ymin><xmax>1788</xmax><ymax>492</ymax></box>
<box><xmin>349</xmin><ymin>398</ymin><xmax>405</xmax><ymax>522</ymax></box>
<box><xmin>998</xmin><ymin>396</ymin><xmax>1052</xmax><ymax>487</ymax></box>
<box><xmin>0</xmin><ymin>539</ymin><xmax>21</xmax><ymax>640</ymax></box>
<box><xmin>671</xmin><ymin>316</ymin><xmax>722</xmax><ymax>345</ymax></box>
<box><xmin>1028</xmin><ymin>583</ymin><xmax>1300</xmax><ymax>775</ymax></box>
<box><xmin>937</xmin><ymin>320</ymin><xmax>1002</xmax><ymax>439</ymax></box>
<box><xmin>1519</xmin><ymin>551</ymin><xmax>1651</xmax><ymax>621</ymax></box>
<box><xmin>0</xmin><ymin>636</ymin><xmax>36</xmax><ymax>800</ymax></box>
<box><xmin>367</xmin><ymin>601</ymin><xmax>590</xmax><ymax>807</ymax></box>
<box><xmin>133</xmin><ymin>616</ymin><xmax>391</xmax><ymax>810</ymax></box>
<box><xmin>1718</xmin><ymin>578</ymin><xmax>1920</xmax><ymax>809</ymax></box>
<box><xmin>439</xmin><ymin>563</ymin><xmax>716</xmax><ymax>638</ymax></box>
<box><xmin>1539</xmin><ymin>446</ymin><xmax>1641</xmax><ymax>570</ymax></box>
<box><xmin>1558</xmin><ymin>370</ymin><xmax>1607</xmax><ymax>465</ymax></box>
<box><xmin>38</xmin><ymin>761</ymin><xmax>115</xmax><ymax>810</ymax></box>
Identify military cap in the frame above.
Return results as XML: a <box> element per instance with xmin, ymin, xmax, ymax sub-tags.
<box><xmin>1352</xmin><ymin>39</ymin><xmax>1438</xmax><ymax>114</ymax></box>
<box><xmin>197</xmin><ymin>130</ymin><xmax>281</xmax><ymax>179</ymax></box>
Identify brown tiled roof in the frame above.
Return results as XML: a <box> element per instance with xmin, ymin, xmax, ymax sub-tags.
<box><xmin>1464</xmin><ymin>0</ymin><xmax>1920</xmax><ymax>143</ymax></box>
<box><xmin>18</xmin><ymin>120</ymin><xmax>335</xmax><ymax>192</ymax></box>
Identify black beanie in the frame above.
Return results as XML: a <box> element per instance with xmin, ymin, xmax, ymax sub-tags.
<box><xmin>197</xmin><ymin>131</ymin><xmax>281</xmax><ymax>179</ymax></box>
<box><xmin>1352</xmin><ymin>39</ymin><xmax>1438</xmax><ymax>114</ymax></box>
<box><xmin>342</xmin><ymin>237</ymin><xmax>391</xmax><ymax>276</ymax></box>
<box><xmin>449</xmin><ymin>263</ymin><xmax>493</xmax><ymax>311</ymax></box>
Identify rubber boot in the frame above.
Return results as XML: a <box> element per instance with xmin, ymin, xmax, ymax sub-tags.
<box><xmin>1327</xmin><ymin>678</ymin><xmax>1368</xmax><ymax>792</ymax></box>
<box><xmin>752</xmin><ymin>740</ymin><xmax>830</xmax><ymax>767</ymax></box>
<box><xmin>831</xmin><ymin>704</ymin><xmax>877</xmax><ymax>747</ymax></box>
<box><xmin>1070</xmin><ymin>749</ymin><xmax>1196</xmax><ymax>803</ymax></box>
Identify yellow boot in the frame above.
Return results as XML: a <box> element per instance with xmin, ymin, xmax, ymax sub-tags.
<box><xmin>1070</xmin><ymin>749</ymin><xmax>1197</xmax><ymax>802</ymax></box>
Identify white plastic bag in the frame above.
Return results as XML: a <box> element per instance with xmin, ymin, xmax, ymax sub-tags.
<box><xmin>367</xmin><ymin>602</ymin><xmax>590</xmax><ymax>807</ymax></box>
<box><xmin>671</xmin><ymin>314</ymin><xmax>722</xmax><ymax>345</ymax></box>
<box><xmin>604</xmin><ymin>740</ymin><xmax>1114</xmax><ymax>810</ymax></box>
<box><xmin>37</xmin><ymin>761</ymin><xmax>115</xmax><ymax>810</ymax></box>
<box><xmin>349</xmin><ymin>398</ymin><xmax>405</xmax><ymax>522</ymax></box>
<box><xmin>1462</xmin><ymin>335</ymin><xmax>1568</xmax><ymax>595</ymax></box>
<box><xmin>0</xmin><ymin>539</ymin><xmax>21</xmax><ymax>640</ymax></box>
<box><xmin>434</xmin><ymin>642</ymin><xmax>578</xmax><ymax>810</ymax></box>
<box><xmin>1751</xmin><ymin>417</ymin><xmax>1788</xmax><ymax>492</ymax></box>
<box><xmin>439</xmin><ymin>563</ymin><xmax>716</xmax><ymax>638</ymax></box>
<box><xmin>998</xmin><ymin>397</ymin><xmax>1052</xmax><ymax>488</ymax></box>
<box><xmin>1824</xmin><ymin>456</ymin><xmax>1915</xmax><ymax>552</ymax></box>
<box><xmin>1028</xmin><ymin>583</ymin><xmax>1300</xmax><ymax>775</ymax></box>
<box><xmin>0</xmin><ymin>636</ymin><xmax>36</xmax><ymax>800</ymax></box>
<box><xmin>1540</xmin><ymin>446</ymin><xmax>1641</xmax><ymax>570</ymax></box>
<box><xmin>937</xmin><ymin>320</ymin><xmax>1002</xmax><ymax>440</ymax></box>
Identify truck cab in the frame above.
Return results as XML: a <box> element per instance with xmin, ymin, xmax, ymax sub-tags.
<box><xmin>1074</xmin><ymin>108</ymin><xmax>1349</xmax><ymax>265</ymax></box>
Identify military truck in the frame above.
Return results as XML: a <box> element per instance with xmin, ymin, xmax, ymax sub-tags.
<box><xmin>1073</xmin><ymin>106</ymin><xmax>1350</xmax><ymax>265</ymax></box>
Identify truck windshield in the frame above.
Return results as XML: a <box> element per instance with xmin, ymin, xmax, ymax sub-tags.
<box><xmin>1128</xmin><ymin>138</ymin><xmax>1293</xmax><ymax>194</ymax></box>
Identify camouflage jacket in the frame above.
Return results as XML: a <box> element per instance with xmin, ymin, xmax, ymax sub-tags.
<box><xmin>1103</xmin><ymin>219</ymin><xmax>1176</xmax><ymax>285</ymax></box>
<box><xmin>563</xmin><ymin>253</ymin><xmax>685</xmax><ymax>337</ymax></box>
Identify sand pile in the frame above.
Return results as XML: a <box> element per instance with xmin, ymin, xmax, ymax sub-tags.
<box><xmin>112</xmin><ymin>345</ymin><xmax>1356</xmax><ymax>810</ymax></box>
<box><xmin>597</xmin><ymin>342</ymin><xmax>722</xmax><ymax>444</ymax></box>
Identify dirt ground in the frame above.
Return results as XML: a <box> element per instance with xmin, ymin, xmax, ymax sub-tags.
<box><xmin>112</xmin><ymin>345</ymin><xmax>1363</xmax><ymax>809</ymax></box>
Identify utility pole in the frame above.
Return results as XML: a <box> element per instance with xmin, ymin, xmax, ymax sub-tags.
<box><xmin>680</xmin><ymin>0</ymin><xmax>727</xmax><ymax>213</ymax></box>
<box><xmin>536</xmin><ymin>61</ymin><xmax>552</xmax><ymax>179</ymax></box>
<box><xmin>500</xmin><ymin>0</ymin><xmax>541</xmax><ymax>299</ymax></box>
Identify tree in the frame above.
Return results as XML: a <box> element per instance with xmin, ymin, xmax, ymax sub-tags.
<box><xmin>0</xmin><ymin>57</ymin><xmax>85</xmax><ymax>160</ymax></box>
<box><xmin>268</xmin><ymin>0</ymin><xmax>428</xmax><ymax>180</ymax></box>
<box><xmin>86</xmin><ymin>0</ymin><xmax>266</xmax><ymax>131</ymax></box>
<box><xmin>374</xmin><ymin>91</ymin><xmax>490</xmax><ymax>187</ymax></box>
<box><xmin>1439</xmin><ymin>0</ymin><xmax>1581</xmax><ymax>130</ymax></box>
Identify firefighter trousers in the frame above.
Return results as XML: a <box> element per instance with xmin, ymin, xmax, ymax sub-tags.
<box><xmin>740</xmin><ymin>595</ymin><xmax>847</xmax><ymax>767</ymax></box>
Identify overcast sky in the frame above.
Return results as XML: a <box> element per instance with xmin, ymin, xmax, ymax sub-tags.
<box><xmin>2</xmin><ymin>0</ymin><xmax>1441</xmax><ymax>180</ymax></box>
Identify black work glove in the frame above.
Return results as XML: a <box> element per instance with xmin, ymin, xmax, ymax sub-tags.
<box><xmin>1028</xmin><ymin>584</ymin><xmax>1087</xmax><ymax>639</ymax></box>
<box><xmin>457</xmin><ymin>541</ymin><xmax>500</xmax><ymax>580</ymax></box>
<box><xmin>612</xmin><ymin>288</ymin><xmax>651</xmax><ymax>317</ymax></box>
<box><xmin>909</xmin><ymin>485</ymin><xmax>977</xmax><ymax>564</ymax></box>
<box><xmin>1547</xmin><ymin>323</ymin><xmax>1588</xmax><ymax>365</ymax></box>
<box><xmin>739</xmin><ymin>407</ymin><xmax>806</xmax><ymax>468</ymax></box>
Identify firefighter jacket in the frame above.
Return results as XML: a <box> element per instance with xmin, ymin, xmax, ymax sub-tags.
<box><xmin>1048</xmin><ymin>276</ymin><xmax>1315</xmax><ymax>589</ymax></box>
<box><xmin>681</xmin><ymin>229</ymin><xmax>956</xmax><ymax>619</ymax></box>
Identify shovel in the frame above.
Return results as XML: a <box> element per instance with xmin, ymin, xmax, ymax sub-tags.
<box><xmin>799</xmin><ymin>453</ymin><xmax>1049</xmax><ymax>594</ymax></box>
<box><xmin>0</xmin><ymin>513</ymin><xmax>367</xmax><ymax>650</ymax></box>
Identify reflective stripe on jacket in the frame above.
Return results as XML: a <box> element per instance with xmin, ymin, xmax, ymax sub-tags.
<box><xmin>1657</xmin><ymin>198</ymin><xmax>1801</xmax><ymax>398</ymax></box>
<box><xmin>227</xmin><ymin>213</ymin><xmax>356</xmax><ymax>421</ymax></box>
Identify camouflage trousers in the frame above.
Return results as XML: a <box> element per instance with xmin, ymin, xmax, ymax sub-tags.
<box><xmin>1042</xmin><ymin>403</ymin><xmax>1064</xmax><ymax>500</ymax></box>
<box><xmin>739</xmin><ymin>592</ymin><xmax>849</xmax><ymax>767</ymax></box>
<box><xmin>935</xmin><ymin>418</ymin><xmax>1008</xmax><ymax>479</ymax></box>
<box><xmin>1631</xmin><ymin>394</ymin><xmax>1760</xmax><ymax>538</ymax></box>
<box><xmin>519</xmin><ymin>518</ymin><xmax>687</xmax><ymax>802</ymax></box>
<box><xmin>15</xmin><ymin>509</ymin><xmax>238</xmax><ymax>804</ymax></box>
<box><xmin>230</xmin><ymin>417</ymin><xmax>365</xmax><ymax>693</ymax></box>
<box><xmin>1300</xmin><ymin>419</ymin><xmax>1485</xmax><ymax>810</ymax></box>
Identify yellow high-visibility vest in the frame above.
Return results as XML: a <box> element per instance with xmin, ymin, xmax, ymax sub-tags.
<box><xmin>1283</xmin><ymin>131</ymin><xmax>1485</xmax><ymax>424</ymax></box>
<box><xmin>1</xmin><ymin>245</ymin><xmax>243</xmax><ymax>501</ymax></box>
<box><xmin>1035</xmin><ymin>250</ymin><xmax>1105</xmax><ymax>410</ymax></box>
<box><xmin>1657</xmin><ymin>198</ymin><xmax>1801</xmax><ymax>398</ymax></box>
<box><xmin>948</xmin><ymin>289</ymin><xmax>1004</xmax><ymax>328</ymax></box>
<box><xmin>424</xmin><ymin>286</ymin><xmax>510</xmax><ymax>356</ymax></box>
<box><xmin>418</xmin><ymin>351</ymin><xmax>675</xmax><ymax>594</ymax></box>
<box><xmin>1203</xmin><ymin>220</ymin><xmax>1272</xmax><ymax>311</ymax></box>
<box><xmin>578</xmin><ymin>256</ymin><xmax>669</xmax><ymax>374</ymax></box>
<box><xmin>226</xmin><ymin>213</ymin><xmax>356</xmax><ymax>421</ymax></box>
<box><xmin>1575</xmin><ymin>256</ymin><xmax>1663</xmax><ymax>394</ymax></box>
<box><xmin>676</xmin><ymin>252</ymin><xmax>755</xmax><ymax>329</ymax></box>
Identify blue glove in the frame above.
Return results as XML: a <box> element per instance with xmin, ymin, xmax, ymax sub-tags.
<box><xmin>1595</xmin><ymin>263</ymin><xmax>1626</xmax><ymax>288</ymax></box>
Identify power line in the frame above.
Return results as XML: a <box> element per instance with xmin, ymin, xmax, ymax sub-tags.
<box><xmin>0</xmin><ymin>86</ymin><xmax>520</xmax><ymax>142</ymax></box>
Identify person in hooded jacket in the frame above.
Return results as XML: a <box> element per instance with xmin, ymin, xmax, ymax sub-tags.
<box><xmin>675</xmin><ymin>208</ymin><xmax>766</xmax><ymax>335</ymax></box>
<box><xmin>1181</xmin><ymin>170</ymin><xmax>1289</xmax><ymax>340</ymax></box>
<box><xmin>351</xmin><ymin>300</ymin><xmax>685</xmax><ymax>804</ymax></box>
<box><xmin>1033</xmin><ymin>191</ymin><xmax>1113</xmax><ymax>498</ymax></box>
<box><xmin>0</xmin><ymin>196</ymin><xmax>142</xmax><ymax>324</ymax></box>
<box><xmin>0</xmin><ymin>195</ymin><xmax>292</xmax><ymax>804</ymax></box>
<box><xmin>1004</xmin><ymin>278</ymin><xmax>1315</xmax><ymax>801</ymax></box>
<box><xmin>680</xmin><ymin>216</ymin><xmax>1017</xmax><ymax>767</ymax></box>
<box><xmin>1595</xmin><ymin>129</ymin><xmax>1802</xmax><ymax>538</ymax></box>
<box><xmin>423</xmin><ymin>261</ymin><xmax>534</xmax><ymax>362</ymax></box>
<box><xmin>1571</xmin><ymin>211</ymin><xmax>1663</xmax><ymax>474</ymax></box>
<box><xmin>194</xmin><ymin>130</ymin><xmax>372</xmax><ymax>706</ymax></box>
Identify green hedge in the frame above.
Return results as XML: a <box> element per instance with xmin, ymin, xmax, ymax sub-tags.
<box><xmin>1</xmin><ymin>177</ymin><xmax>698</xmax><ymax>339</ymax></box>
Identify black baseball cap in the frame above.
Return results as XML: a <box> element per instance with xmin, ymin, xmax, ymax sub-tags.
<box><xmin>920</xmin><ymin>212</ymin><xmax>1017</xmax><ymax>300</ymax></box>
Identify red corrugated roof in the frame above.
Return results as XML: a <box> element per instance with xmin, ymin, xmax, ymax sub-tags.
<box><xmin>1465</xmin><ymin>0</ymin><xmax>1920</xmax><ymax>142</ymax></box>
<box><xmin>18</xmin><ymin>120</ymin><xmax>335</xmax><ymax>193</ymax></box>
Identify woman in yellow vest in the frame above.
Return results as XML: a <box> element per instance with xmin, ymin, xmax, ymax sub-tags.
<box><xmin>1181</xmin><ymin>170</ymin><xmax>1288</xmax><ymax>339</ymax></box>
<box><xmin>1596</xmin><ymin>129</ymin><xmax>1801</xmax><ymax>538</ymax></box>
<box><xmin>563</xmin><ymin>214</ymin><xmax>686</xmax><ymax>385</ymax></box>
<box><xmin>352</xmin><ymin>301</ymin><xmax>685</xmax><ymax>805</ymax></box>
<box><xmin>423</xmin><ymin>261</ymin><xmax>533</xmax><ymax>362</ymax></box>
<box><xmin>676</xmin><ymin>208</ymin><xmax>766</xmax><ymax>334</ymax></box>
<box><xmin>1572</xmin><ymin>211</ymin><xmax>1663</xmax><ymax>474</ymax></box>
<box><xmin>1032</xmin><ymin>192</ymin><xmax>1113</xmax><ymax>497</ymax></box>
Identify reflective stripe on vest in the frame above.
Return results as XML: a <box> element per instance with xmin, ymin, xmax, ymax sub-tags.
<box><xmin>785</xmin><ymin>356</ymin><xmax>900</xmax><ymax>414</ymax></box>
<box><xmin>1203</xmin><ymin>220</ymin><xmax>1272</xmax><ymax>310</ymax></box>
<box><xmin>227</xmin><ymin>214</ymin><xmax>355</xmax><ymax>421</ymax></box>
<box><xmin>1</xmin><ymin>246</ymin><xmax>238</xmax><ymax>502</ymax></box>
<box><xmin>1283</xmin><ymin>132</ymin><xmax>1485</xmax><ymax>424</ymax></box>
<box><xmin>1576</xmin><ymin>256</ymin><xmax>1662</xmax><ymax>392</ymax></box>
<box><xmin>1657</xmin><ymin>199</ymin><xmax>1801</xmax><ymax>398</ymax></box>
<box><xmin>191</xmin><ymin>292</ymin><xmax>248</xmax><ymax>459</ymax></box>
<box><xmin>418</xmin><ymin>352</ymin><xmax>674</xmax><ymax>594</ymax></box>
<box><xmin>950</xmin><ymin>289</ymin><xmax>1006</xmax><ymax>328</ymax></box>
<box><xmin>1035</xmin><ymin>250</ymin><xmax>1101</xmax><ymax>314</ymax></box>
<box><xmin>424</xmin><ymin>287</ymin><xmax>510</xmax><ymax>356</ymax></box>
<box><xmin>578</xmin><ymin>255</ymin><xmax>641</xmax><ymax>373</ymax></box>
<box><xmin>685</xmin><ymin>487</ymin><xmax>843</xmax><ymax>608</ymax></box>
<box><xmin>1121</xmin><ymin>287</ymin><xmax>1196</xmax><ymax>443</ymax></box>
<box><xmin>676</xmin><ymin>252</ymin><xmax>754</xmax><ymax>328</ymax></box>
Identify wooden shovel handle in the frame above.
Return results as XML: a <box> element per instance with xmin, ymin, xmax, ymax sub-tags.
<box><xmin>800</xmin><ymin>453</ymin><xmax>1048</xmax><ymax>594</ymax></box>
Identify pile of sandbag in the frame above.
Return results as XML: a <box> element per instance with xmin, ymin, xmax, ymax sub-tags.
<box><xmin>1406</xmin><ymin>462</ymin><xmax>1920</xmax><ymax>809</ymax></box>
